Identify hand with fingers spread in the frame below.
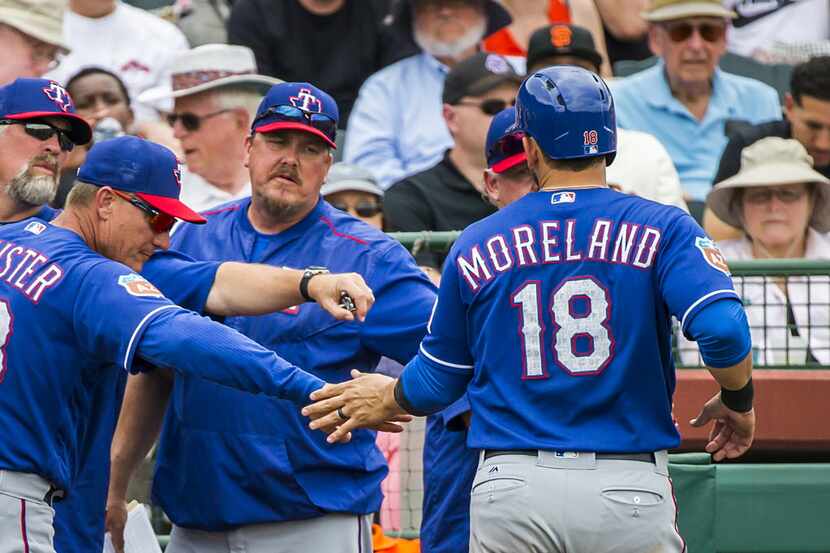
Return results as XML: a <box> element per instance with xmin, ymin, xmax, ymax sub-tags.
<box><xmin>302</xmin><ymin>370</ymin><xmax>411</xmax><ymax>443</ymax></box>
<box><xmin>689</xmin><ymin>393</ymin><xmax>755</xmax><ymax>462</ymax></box>
<box><xmin>307</xmin><ymin>272</ymin><xmax>375</xmax><ymax>322</ymax></box>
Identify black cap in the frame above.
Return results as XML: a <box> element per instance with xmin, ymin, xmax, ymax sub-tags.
<box><xmin>442</xmin><ymin>52</ymin><xmax>522</xmax><ymax>105</ymax></box>
<box><xmin>526</xmin><ymin>24</ymin><xmax>603</xmax><ymax>73</ymax></box>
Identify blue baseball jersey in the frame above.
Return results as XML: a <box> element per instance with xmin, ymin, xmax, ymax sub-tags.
<box><xmin>415</xmin><ymin>188</ymin><xmax>738</xmax><ymax>452</ymax></box>
<box><xmin>53</xmin><ymin>250</ymin><xmax>220</xmax><ymax>553</ymax></box>
<box><xmin>155</xmin><ymin>197</ymin><xmax>436</xmax><ymax>530</ymax></box>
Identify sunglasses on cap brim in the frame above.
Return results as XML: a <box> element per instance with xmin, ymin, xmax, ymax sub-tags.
<box><xmin>252</xmin><ymin>105</ymin><xmax>337</xmax><ymax>145</ymax></box>
<box><xmin>0</xmin><ymin>119</ymin><xmax>75</xmax><ymax>152</ymax></box>
<box><xmin>110</xmin><ymin>189</ymin><xmax>177</xmax><ymax>233</ymax></box>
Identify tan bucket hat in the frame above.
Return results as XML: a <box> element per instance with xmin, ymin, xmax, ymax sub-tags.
<box><xmin>0</xmin><ymin>0</ymin><xmax>68</xmax><ymax>50</ymax></box>
<box><xmin>138</xmin><ymin>44</ymin><xmax>282</xmax><ymax>104</ymax></box>
<box><xmin>642</xmin><ymin>0</ymin><xmax>736</xmax><ymax>22</ymax></box>
<box><xmin>707</xmin><ymin>137</ymin><xmax>830</xmax><ymax>232</ymax></box>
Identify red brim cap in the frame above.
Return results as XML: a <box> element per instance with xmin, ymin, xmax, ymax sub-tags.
<box><xmin>254</xmin><ymin>121</ymin><xmax>337</xmax><ymax>149</ymax></box>
<box><xmin>6</xmin><ymin>111</ymin><xmax>93</xmax><ymax>145</ymax></box>
<box><xmin>137</xmin><ymin>192</ymin><xmax>207</xmax><ymax>224</ymax></box>
<box><xmin>491</xmin><ymin>152</ymin><xmax>527</xmax><ymax>174</ymax></box>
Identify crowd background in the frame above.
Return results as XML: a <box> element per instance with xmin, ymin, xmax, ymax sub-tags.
<box><xmin>2</xmin><ymin>0</ymin><xmax>829</xmax><ymax>546</ymax></box>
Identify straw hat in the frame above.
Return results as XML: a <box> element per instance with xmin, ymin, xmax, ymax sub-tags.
<box><xmin>707</xmin><ymin>137</ymin><xmax>830</xmax><ymax>232</ymax></box>
<box><xmin>0</xmin><ymin>0</ymin><xmax>68</xmax><ymax>50</ymax></box>
<box><xmin>138</xmin><ymin>44</ymin><xmax>281</xmax><ymax>104</ymax></box>
<box><xmin>641</xmin><ymin>0</ymin><xmax>736</xmax><ymax>22</ymax></box>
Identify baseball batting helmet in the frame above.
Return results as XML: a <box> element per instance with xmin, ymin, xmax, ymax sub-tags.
<box><xmin>513</xmin><ymin>65</ymin><xmax>616</xmax><ymax>164</ymax></box>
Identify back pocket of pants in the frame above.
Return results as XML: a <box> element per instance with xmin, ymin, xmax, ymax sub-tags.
<box><xmin>601</xmin><ymin>487</ymin><xmax>664</xmax><ymax>507</ymax></box>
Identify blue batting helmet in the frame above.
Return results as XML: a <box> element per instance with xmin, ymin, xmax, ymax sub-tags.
<box><xmin>513</xmin><ymin>65</ymin><xmax>616</xmax><ymax>164</ymax></box>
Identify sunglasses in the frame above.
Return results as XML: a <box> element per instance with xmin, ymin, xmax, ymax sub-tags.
<box><xmin>743</xmin><ymin>187</ymin><xmax>810</xmax><ymax>205</ymax></box>
<box><xmin>661</xmin><ymin>21</ymin><xmax>726</xmax><ymax>43</ymax></box>
<box><xmin>330</xmin><ymin>201</ymin><xmax>383</xmax><ymax>218</ymax></box>
<box><xmin>0</xmin><ymin>119</ymin><xmax>74</xmax><ymax>152</ymax></box>
<box><xmin>455</xmin><ymin>98</ymin><xmax>515</xmax><ymax>116</ymax></box>
<box><xmin>166</xmin><ymin>109</ymin><xmax>231</xmax><ymax>132</ymax></box>
<box><xmin>253</xmin><ymin>105</ymin><xmax>337</xmax><ymax>143</ymax></box>
<box><xmin>111</xmin><ymin>189</ymin><xmax>176</xmax><ymax>233</ymax></box>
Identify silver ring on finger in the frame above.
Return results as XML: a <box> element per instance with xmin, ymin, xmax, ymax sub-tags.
<box><xmin>337</xmin><ymin>407</ymin><xmax>349</xmax><ymax>421</ymax></box>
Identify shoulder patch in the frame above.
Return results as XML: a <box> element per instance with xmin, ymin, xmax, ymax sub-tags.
<box><xmin>118</xmin><ymin>273</ymin><xmax>164</xmax><ymax>298</ymax></box>
<box><xmin>695</xmin><ymin>237</ymin><xmax>731</xmax><ymax>276</ymax></box>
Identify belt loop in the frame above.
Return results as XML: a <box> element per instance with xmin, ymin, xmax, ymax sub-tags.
<box><xmin>653</xmin><ymin>450</ymin><xmax>669</xmax><ymax>476</ymax></box>
<box><xmin>478</xmin><ymin>449</ymin><xmax>486</xmax><ymax>469</ymax></box>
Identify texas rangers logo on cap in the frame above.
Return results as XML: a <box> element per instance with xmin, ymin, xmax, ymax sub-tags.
<box><xmin>173</xmin><ymin>162</ymin><xmax>183</xmax><ymax>188</ymax></box>
<box><xmin>42</xmin><ymin>82</ymin><xmax>72</xmax><ymax>113</ymax></box>
<box><xmin>289</xmin><ymin>88</ymin><xmax>323</xmax><ymax>113</ymax></box>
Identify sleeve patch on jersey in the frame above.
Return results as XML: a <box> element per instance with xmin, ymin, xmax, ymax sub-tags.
<box><xmin>118</xmin><ymin>273</ymin><xmax>164</xmax><ymax>298</ymax></box>
<box><xmin>695</xmin><ymin>237</ymin><xmax>731</xmax><ymax>276</ymax></box>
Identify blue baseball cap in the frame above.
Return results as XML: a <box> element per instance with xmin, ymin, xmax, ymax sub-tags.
<box><xmin>486</xmin><ymin>107</ymin><xmax>526</xmax><ymax>174</ymax></box>
<box><xmin>77</xmin><ymin>136</ymin><xmax>206</xmax><ymax>224</ymax></box>
<box><xmin>0</xmin><ymin>78</ymin><xmax>92</xmax><ymax>145</ymax></box>
<box><xmin>251</xmin><ymin>82</ymin><xmax>339</xmax><ymax>148</ymax></box>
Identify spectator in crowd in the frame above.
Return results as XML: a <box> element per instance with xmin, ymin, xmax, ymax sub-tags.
<box><xmin>139</xmin><ymin>44</ymin><xmax>280</xmax><ymax>212</ymax></box>
<box><xmin>681</xmin><ymin>137</ymin><xmax>830</xmax><ymax>367</ymax></box>
<box><xmin>595</xmin><ymin>0</ymin><xmax>653</xmax><ymax>67</ymax></box>
<box><xmin>481</xmin><ymin>107</ymin><xmax>536</xmax><ymax>209</ymax></box>
<box><xmin>707</xmin><ymin>56</ymin><xmax>830</xmax><ymax>240</ymax></box>
<box><xmin>527</xmin><ymin>22</ymin><xmax>688</xmax><ymax>210</ymax></box>
<box><xmin>47</xmin><ymin>0</ymin><xmax>189</xmax><ymax>121</ymax></box>
<box><xmin>322</xmin><ymin>162</ymin><xmax>385</xmax><ymax>230</ymax></box>
<box><xmin>724</xmin><ymin>0</ymin><xmax>828</xmax><ymax>64</ymax></box>
<box><xmin>228</xmin><ymin>0</ymin><xmax>396</xmax><ymax>126</ymax></box>
<box><xmin>344</xmin><ymin>0</ymin><xmax>512</xmax><ymax>189</ymax></box>
<box><xmin>0</xmin><ymin>0</ymin><xmax>67</xmax><ymax>84</ymax></box>
<box><xmin>609</xmin><ymin>0</ymin><xmax>781</xmax><ymax>219</ymax></box>
<box><xmin>383</xmin><ymin>52</ymin><xmax>521</xmax><ymax>275</ymax></box>
<box><xmin>177</xmin><ymin>0</ymin><xmax>232</xmax><ymax>46</ymax></box>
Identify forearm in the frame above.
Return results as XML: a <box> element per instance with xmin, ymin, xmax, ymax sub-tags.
<box><xmin>206</xmin><ymin>262</ymin><xmax>303</xmax><ymax>316</ymax></box>
<box><xmin>108</xmin><ymin>371</ymin><xmax>171</xmax><ymax>503</ymax></box>
<box><xmin>708</xmin><ymin>352</ymin><xmax>752</xmax><ymax>390</ymax></box>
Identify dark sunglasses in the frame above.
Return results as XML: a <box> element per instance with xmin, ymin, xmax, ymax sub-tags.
<box><xmin>253</xmin><ymin>105</ymin><xmax>337</xmax><ymax>142</ymax></box>
<box><xmin>111</xmin><ymin>189</ymin><xmax>176</xmax><ymax>233</ymax></box>
<box><xmin>166</xmin><ymin>109</ymin><xmax>231</xmax><ymax>132</ymax></box>
<box><xmin>488</xmin><ymin>132</ymin><xmax>524</xmax><ymax>161</ymax></box>
<box><xmin>455</xmin><ymin>98</ymin><xmax>515</xmax><ymax>116</ymax></box>
<box><xmin>661</xmin><ymin>21</ymin><xmax>726</xmax><ymax>43</ymax></box>
<box><xmin>331</xmin><ymin>201</ymin><xmax>383</xmax><ymax>218</ymax></box>
<box><xmin>0</xmin><ymin>119</ymin><xmax>74</xmax><ymax>152</ymax></box>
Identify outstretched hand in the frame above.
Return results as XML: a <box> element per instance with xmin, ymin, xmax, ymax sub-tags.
<box><xmin>308</xmin><ymin>273</ymin><xmax>374</xmax><ymax>322</ymax></box>
<box><xmin>689</xmin><ymin>393</ymin><xmax>755</xmax><ymax>462</ymax></box>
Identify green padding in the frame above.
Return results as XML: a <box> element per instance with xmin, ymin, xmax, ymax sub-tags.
<box><xmin>716</xmin><ymin>464</ymin><xmax>830</xmax><ymax>552</ymax></box>
<box><xmin>670</xmin><ymin>454</ymin><xmax>717</xmax><ymax>553</ymax></box>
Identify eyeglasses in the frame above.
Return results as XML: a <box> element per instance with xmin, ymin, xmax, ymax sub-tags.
<box><xmin>166</xmin><ymin>109</ymin><xmax>231</xmax><ymax>132</ymax></box>
<box><xmin>487</xmin><ymin>132</ymin><xmax>524</xmax><ymax>161</ymax></box>
<box><xmin>0</xmin><ymin>119</ymin><xmax>74</xmax><ymax>152</ymax></box>
<box><xmin>330</xmin><ymin>200</ymin><xmax>383</xmax><ymax>218</ymax></box>
<box><xmin>253</xmin><ymin>105</ymin><xmax>337</xmax><ymax>143</ymax></box>
<box><xmin>455</xmin><ymin>98</ymin><xmax>515</xmax><ymax>116</ymax></box>
<box><xmin>111</xmin><ymin>189</ymin><xmax>176</xmax><ymax>233</ymax></box>
<box><xmin>661</xmin><ymin>21</ymin><xmax>726</xmax><ymax>43</ymax></box>
<box><xmin>743</xmin><ymin>187</ymin><xmax>810</xmax><ymax>205</ymax></box>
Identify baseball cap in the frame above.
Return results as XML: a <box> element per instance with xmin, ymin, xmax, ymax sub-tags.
<box><xmin>0</xmin><ymin>0</ymin><xmax>69</xmax><ymax>50</ymax></box>
<box><xmin>0</xmin><ymin>78</ymin><xmax>92</xmax><ymax>145</ymax></box>
<box><xmin>251</xmin><ymin>82</ymin><xmax>338</xmax><ymax>148</ymax></box>
<box><xmin>77</xmin><ymin>136</ymin><xmax>206</xmax><ymax>224</ymax></box>
<box><xmin>526</xmin><ymin>24</ymin><xmax>603</xmax><ymax>73</ymax></box>
<box><xmin>642</xmin><ymin>0</ymin><xmax>736</xmax><ymax>22</ymax></box>
<box><xmin>486</xmin><ymin>107</ymin><xmax>526</xmax><ymax>174</ymax></box>
<box><xmin>442</xmin><ymin>52</ymin><xmax>522</xmax><ymax>105</ymax></box>
<box><xmin>321</xmin><ymin>163</ymin><xmax>384</xmax><ymax>198</ymax></box>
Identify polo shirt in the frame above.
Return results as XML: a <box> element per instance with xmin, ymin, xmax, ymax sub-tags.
<box><xmin>610</xmin><ymin>61</ymin><xmax>782</xmax><ymax>201</ymax></box>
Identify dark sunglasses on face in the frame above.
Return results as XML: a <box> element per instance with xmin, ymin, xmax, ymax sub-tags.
<box><xmin>111</xmin><ymin>189</ymin><xmax>176</xmax><ymax>233</ymax></box>
<box><xmin>253</xmin><ymin>105</ymin><xmax>337</xmax><ymax>143</ymax></box>
<box><xmin>0</xmin><ymin>119</ymin><xmax>74</xmax><ymax>151</ymax></box>
<box><xmin>455</xmin><ymin>98</ymin><xmax>515</xmax><ymax>116</ymax></box>
<box><xmin>166</xmin><ymin>109</ymin><xmax>231</xmax><ymax>132</ymax></box>
<box><xmin>661</xmin><ymin>21</ymin><xmax>726</xmax><ymax>43</ymax></box>
<box><xmin>743</xmin><ymin>186</ymin><xmax>810</xmax><ymax>205</ymax></box>
<box><xmin>330</xmin><ymin>201</ymin><xmax>383</xmax><ymax>218</ymax></box>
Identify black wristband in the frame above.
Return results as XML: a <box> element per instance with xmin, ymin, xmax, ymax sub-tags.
<box><xmin>393</xmin><ymin>379</ymin><xmax>430</xmax><ymax>417</ymax></box>
<box><xmin>721</xmin><ymin>378</ymin><xmax>754</xmax><ymax>413</ymax></box>
<box><xmin>299</xmin><ymin>267</ymin><xmax>328</xmax><ymax>302</ymax></box>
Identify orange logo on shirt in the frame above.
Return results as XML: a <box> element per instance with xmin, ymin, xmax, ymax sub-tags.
<box><xmin>550</xmin><ymin>26</ymin><xmax>572</xmax><ymax>48</ymax></box>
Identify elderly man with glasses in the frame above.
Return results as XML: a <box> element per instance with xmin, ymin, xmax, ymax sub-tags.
<box><xmin>0</xmin><ymin>0</ymin><xmax>67</xmax><ymax>85</ymax></box>
<box><xmin>609</xmin><ymin>0</ymin><xmax>782</xmax><ymax>220</ymax></box>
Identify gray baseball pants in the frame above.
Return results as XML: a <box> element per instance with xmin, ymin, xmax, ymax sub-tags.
<box><xmin>166</xmin><ymin>513</ymin><xmax>373</xmax><ymax>553</ymax></box>
<box><xmin>0</xmin><ymin>471</ymin><xmax>57</xmax><ymax>553</ymax></box>
<box><xmin>470</xmin><ymin>450</ymin><xmax>686</xmax><ymax>553</ymax></box>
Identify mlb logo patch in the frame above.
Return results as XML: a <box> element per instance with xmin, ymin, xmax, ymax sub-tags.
<box><xmin>24</xmin><ymin>221</ymin><xmax>46</xmax><ymax>235</ymax></box>
<box><xmin>695</xmin><ymin>237</ymin><xmax>731</xmax><ymax>276</ymax></box>
<box><xmin>551</xmin><ymin>191</ymin><xmax>576</xmax><ymax>205</ymax></box>
<box><xmin>118</xmin><ymin>274</ymin><xmax>164</xmax><ymax>298</ymax></box>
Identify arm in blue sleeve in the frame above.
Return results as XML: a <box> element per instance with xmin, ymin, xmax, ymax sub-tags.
<box><xmin>397</xmin><ymin>350</ymin><xmax>472</xmax><ymax>416</ymax></box>
<box><xmin>685</xmin><ymin>298</ymin><xmax>752</xmax><ymax>368</ymax></box>
<box><xmin>137</xmin><ymin>307</ymin><xmax>326</xmax><ymax>406</ymax></box>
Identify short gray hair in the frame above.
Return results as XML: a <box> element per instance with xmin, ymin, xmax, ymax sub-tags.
<box><xmin>214</xmin><ymin>85</ymin><xmax>266</xmax><ymax>124</ymax></box>
<box><xmin>65</xmin><ymin>180</ymin><xmax>99</xmax><ymax>207</ymax></box>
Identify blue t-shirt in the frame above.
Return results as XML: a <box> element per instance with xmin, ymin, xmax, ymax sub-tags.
<box><xmin>409</xmin><ymin>188</ymin><xmax>739</xmax><ymax>452</ymax></box>
<box><xmin>53</xmin><ymin>249</ymin><xmax>220</xmax><ymax>553</ymax></box>
<box><xmin>156</xmin><ymin>197</ymin><xmax>436</xmax><ymax>530</ymax></box>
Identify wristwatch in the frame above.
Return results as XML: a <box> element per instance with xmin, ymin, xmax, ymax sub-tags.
<box><xmin>299</xmin><ymin>266</ymin><xmax>329</xmax><ymax>302</ymax></box>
